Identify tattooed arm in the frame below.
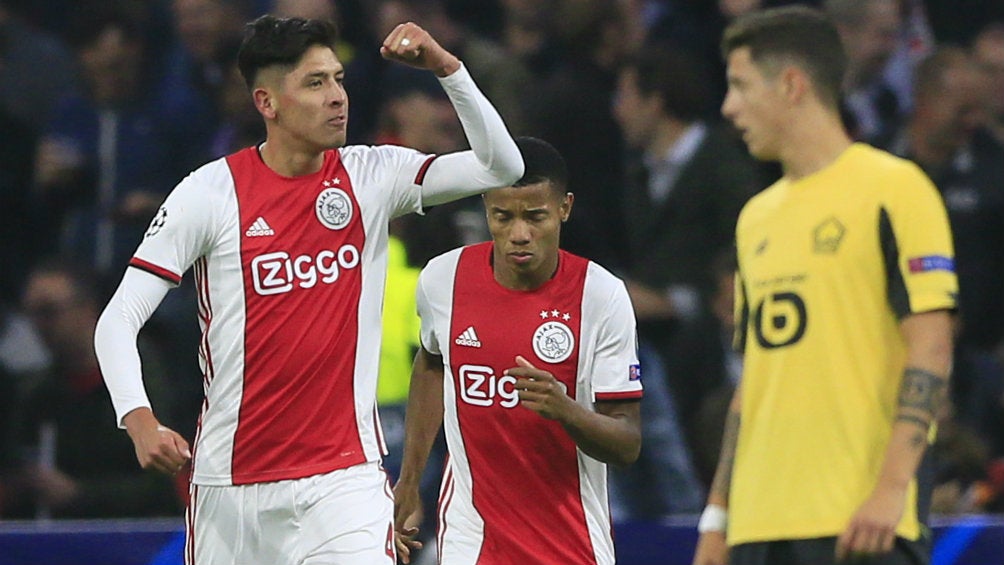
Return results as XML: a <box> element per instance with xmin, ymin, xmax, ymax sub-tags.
<box><xmin>692</xmin><ymin>384</ymin><xmax>742</xmax><ymax>565</ymax></box>
<box><xmin>836</xmin><ymin>310</ymin><xmax>953</xmax><ymax>561</ymax></box>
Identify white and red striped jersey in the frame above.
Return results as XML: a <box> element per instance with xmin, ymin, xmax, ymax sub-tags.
<box><xmin>96</xmin><ymin>64</ymin><xmax>523</xmax><ymax>488</ymax></box>
<box><xmin>417</xmin><ymin>242</ymin><xmax>643</xmax><ymax>565</ymax></box>
<box><xmin>131</xmin><ymin>145</ymin><xmax>439</xmax><ymax>485</ymax></box>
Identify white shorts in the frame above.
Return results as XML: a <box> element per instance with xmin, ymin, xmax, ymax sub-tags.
<box><xmin>186</xmin><ymin>461</ymin><xmax>395</xmax><ymax>565</ymax></box>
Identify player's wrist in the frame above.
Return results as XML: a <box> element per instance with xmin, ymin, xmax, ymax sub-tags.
<box><xmin>697</xmin><ymin>504</ymin><xmax>728</xmax><ymax>533</ymax></box>
<box><xmin>432</xmin><ymin>55</ymin><xmax>461</xmax><ymax>77</ymax></box>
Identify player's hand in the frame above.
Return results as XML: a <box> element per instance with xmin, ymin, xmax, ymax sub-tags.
<box><xmin>392</xmin><ymin>481</ymin><xmax>424</xmax><ymax>563</ymax></box>
<box><xmin>692</xmin><ymin>531</ymin><xmax>728</xmax><ymax>565</ymax></box>
<box><xmin>380</xmin><ymin>22</ymin><xmax>461</xmax><ymax>77</ymax></box>
<box><xmin>507</xmin><ymin>355</ymin><xmax>574</xmax><ymax>421</ymax></box>
<box><xmin>836</xmin><ymin>483</ymin><xmax>906</xmax><ymax>561</ymax></box>
<box><xmin>123</xmin><ymin>408</ymin><xmax>191</xmax><ymax>476</ymax></box>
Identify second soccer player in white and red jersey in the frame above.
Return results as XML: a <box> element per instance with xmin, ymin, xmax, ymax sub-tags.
<box><xmin>93</xmin><ymin>15</ymin><xmax>523</xmax><ymax>565</ymax></box>
<box><xmin>394</xmin><ymin>137</ymin><xmax>643</xmax><ymax>565</ymax></box>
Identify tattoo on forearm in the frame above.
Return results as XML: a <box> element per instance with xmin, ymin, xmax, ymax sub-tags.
<box><xmin>711</xmin><ymin>409</ymin><xmax>740</xmax><ymax>499</ymax></box>
<box><xmin>898</xmin><ymin>367</ymin><xmax>946</xmax><ymax>419</ymax></box>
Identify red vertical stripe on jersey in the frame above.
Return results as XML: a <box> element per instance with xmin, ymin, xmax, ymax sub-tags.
<box><xmin>449</xmin><ymin>243</ymin><xmax>596</xmax><ymax>564</ymax></box>
<box><xmin>226</xmin><ymin>148</ymin><xmax>366</xmax><ymax>484</ymax></box>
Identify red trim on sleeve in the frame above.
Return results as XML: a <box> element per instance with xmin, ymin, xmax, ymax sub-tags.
<box><xmin>413</xmin><ymin>154</ymin><xmax>440</xmax><ymax>186</ymax></box>
<box><xmin>595</xmin><ymin>390</ymin><xmax>644</xmax><ymax>401</ymax></box>
<box><xmin>129</xmin><ymin>257</ymin><xmax>182</xmax><ymax>285</ymax></box>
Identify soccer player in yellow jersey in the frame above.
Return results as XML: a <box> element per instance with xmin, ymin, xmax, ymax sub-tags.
<box><xmin>692</xmin><ymin>6</ymin><xmax>957</xmax><ymax>565</ymax></box>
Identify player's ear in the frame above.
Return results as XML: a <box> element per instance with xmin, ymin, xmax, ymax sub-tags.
<box><xmin>253</xmin><ymin>87</ymin><xmax>276</xmax><ymax>119</ymax></box>
<box><xmin>779</xmin><ymin>65</ymin><xmax>808</xmax><ymax>104</ymax></box>
<box><xmin>560</xmin><ymin>192</ymin><xmax>574</xmax><ymax>223</ymax></box>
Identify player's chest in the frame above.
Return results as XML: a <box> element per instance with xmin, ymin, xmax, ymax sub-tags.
<box><xmin>741</xmin><ymin>199</ymin><xmax>883</xmax><ymax>283</ymax></box>
<box><xmin>232</xmin><ymin>175</ymin><xmax>371</xmax><ymax>297</ymax></box>
<box><xmin>447</xmin><ymin>288</ymin><xmax>584</xmax><ymax>402</ymax></box>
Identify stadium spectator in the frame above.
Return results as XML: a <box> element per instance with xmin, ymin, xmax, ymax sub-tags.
<box><xmin>393</xmin><ymin>137</ymin><xmax>641</xmax><ymax>565</ymax></box>
<box><xmin>694</xmin><ymin>7</ymin><xmax>956</xmax><ymax>565</ymax></box>
<box><xmin>526</xmin><ymin>0</ymin><xmax>634</xmax><ymax>269</ymax></box>
<box><xmin>94</xmin><ymin>14</ymin><xmax>522</xmax><ymax>564</ymax></box>
<box><xmin>155</xmin><ymin>0</ymin><xmax>249</xmax><ymax>172</ymax></box>
<box><xmin>879</xmin><ymin>47</ymin><xmax>1004</xmax><ymax>355</ymax></box>
<box><xmin>7</xmin><ymin>260</ymin><xmax>179</xmax><ymax>519</ymax></box>
<box><xmin>609</xmin><ymin>45</ymin><xmax>763</xmax><ymax>518</ymax></box>
<box><xmin>825</xmin><ymin>0</ymin><xmax>908</xmax><ymax>142</ymax></box>
<box><xmin>971</xmin><ymin>22</ymin><xmax>1004</xmax><ymax>148</ymax></box>
<box><xmin>666</xmin><ymin>250</ymin><xmax>743</xmax><ymax>489</ymax></box>
<box><xmin>34</xmin><ymin>7</ymin><xmax>183</xmax><ymax>276</ymax></box>
<box><xmin>0</xmin><ymin>1</ymin><xmax>80</xmax><ymax>133</ymax></box>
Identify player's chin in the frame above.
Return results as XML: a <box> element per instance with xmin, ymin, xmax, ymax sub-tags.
<box><xmin>318</xmin><ymin>131</ymin><xmax>347</xmax><ymax>149</ymax></box>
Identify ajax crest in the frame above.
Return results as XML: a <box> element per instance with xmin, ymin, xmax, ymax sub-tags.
<box><xmin>532</xmin><ymin>321</ymin><xmax>574</xmax><ymax>364</ymax></box>
<box><xmin>316</xmin><ymin>188</ymin><xmax>353</xmax><ymax>230</ymax></box>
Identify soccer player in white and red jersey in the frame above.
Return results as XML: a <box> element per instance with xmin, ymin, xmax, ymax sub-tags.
<box><xmin>393</xmin><ymin>137</ymin><xmax>643</xmax><ymax>565</ymax></box>
<box><xmin>92</xmin><ymin>15</ymin><xmax>523</xmax><ymax>565</ymax></box>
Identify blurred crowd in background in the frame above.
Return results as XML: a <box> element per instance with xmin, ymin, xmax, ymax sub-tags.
<box><xmin>0</xmin><ymin>0</ymin><xmax>1002</xmax><ymax>523</ymax></box>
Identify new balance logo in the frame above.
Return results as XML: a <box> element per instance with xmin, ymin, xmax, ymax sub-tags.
<box><xmin>455</xmin><ymin>326</ymin><xmax>482</xmax><ymax>348</ymax></box>
<box><xmin>246</xmin><ymin>217</ymin><xmax>274</xmax><ymax>237</ymax></box>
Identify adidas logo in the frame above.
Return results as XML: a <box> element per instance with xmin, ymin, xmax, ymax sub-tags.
<box><xmin>246</xmin><ymin>217</ymin><xmax>274</xmax><ymax>237</ymax></box>
<box><xmin>454</xmin><ymin>326</ymin><xmax>481</xmax><ymax>348</ymax></box>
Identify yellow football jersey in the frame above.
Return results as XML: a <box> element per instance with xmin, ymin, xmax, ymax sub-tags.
<box><xmin>728</xmin><ymin>143</ymin><xmax>958</xmax><ymax>545</ymax></box>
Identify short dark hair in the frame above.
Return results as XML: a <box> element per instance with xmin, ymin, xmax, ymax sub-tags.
<box><xmin>721</xmin><ymin>6</ymin><xmax>847</xmax><ymax>110</ymax></box>
<box><xmin>512</xmin><ymin>137</ymin><xmax>568</xmax><ymax>194</ymax></box>
<box><xmin>625</xmin><ymin>45</ymin><xmax>712</xmax><ymax>122</ymax></box>
<box><xmin>237</xmin><ymin>15</ymin><xmax>339</xmax><ymax>89</ymax></box>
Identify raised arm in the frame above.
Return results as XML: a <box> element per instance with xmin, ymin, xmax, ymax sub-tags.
<box><xmin>94</xmin><ymin>268</ymin><xmax>191</xmax><ymax>475</ymax></box>
<box><xmin>393</xmin><ymin>346</ymin><xmax>446</xmax><ymax>564</ymax></box>
<box><xmin>836</xmin><ymin>309</ymin><xmax>953</xmax><ymax>560</ymax></box>
<box><xmin>379</xmin><ymin>22</ymin><xmax>523</xmax><ymax>206</ymax></box>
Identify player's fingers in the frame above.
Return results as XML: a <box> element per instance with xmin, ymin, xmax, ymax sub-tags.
<box><xmin>855</xmin><ymin>526</ymin><xmax>879</xmax><ymax>555</ymax></box>
<box><xmin>395</xmin><ymin>537</ymin><xmax>411</xmax><ymax>564</ymax></box>
<box><xmin>172</xmin><ymin>433</ymin><xmax>192</xmax><ymax>460</ymax></box>
<box><xmin>382</xmin><ymin>23</ymin><xmax>407</xmax><ymax>50</ymax></box>
<box><xmin>835</xmin><ymin>526</ymin><xmax>853</xmax><ymax>562</ymax></box>
<box><xmin>382</xmin><ymin>23</ymin><xmax>420</xmax><ymax>59</ymax></box>
<box><xmin>878</xmin><ymin>528</ymin><xmax>896</xmax><ymax>554</ymax></box>
<box><xmin>514</xmin><ymin>355</ymin><xmax>537</xmax><ymax>369</ymax></box>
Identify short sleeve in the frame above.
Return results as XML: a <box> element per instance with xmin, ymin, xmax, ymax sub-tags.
<box><xmin>129</xmin><ymin>165</ymin><xmax>224</xmax><ymax>284</ymax></box>
<box><xmin>882</xmin><ymin>165</ymin><xmax>959</xmax><ymax>317</ymax></box>
<box><xmin>587</xmin><ymin>267</ymin><xmax>643</xmax><ymax>401</ymax></box>
<box><xmin>416</xmin><ymin>267</ymin><xmax>441</xmax><ymax>356</ymax></box>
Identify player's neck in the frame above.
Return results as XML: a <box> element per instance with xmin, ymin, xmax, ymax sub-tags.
<box><xmin>259</xmin><ymin>140</ymin><xmax>326</xmax><ymax>177</ymax></box>
<box><xmin>779</xmin><ymin>108</ymin><xmax>853</xmax><ymax>181</ymax></box>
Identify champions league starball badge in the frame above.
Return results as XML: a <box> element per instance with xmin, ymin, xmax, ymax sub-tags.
<box><xmin>315</xmin><ymin>188</ymin><xmax>353</xmax><ymax>230</ymax></box>
<box><xmin>145</xmin><ymin>206</ymin><xmax>168</xmax><ymax>238</ymax></box>
<box><xmin>532</xmin><ymin>321</ymin><xmax>575</xmax><ymax>364</ymax></box>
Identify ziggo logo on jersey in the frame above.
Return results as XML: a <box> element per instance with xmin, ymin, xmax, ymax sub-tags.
<box><xmin>459</xmin><ymin>365</ymin><xmax>520</xmax><ymax>408</ymax></box>
<box><xmin>458</xmin><ymin>365</ymin><xmax>568</xmax><ymax>408</ymax></box>
<box><xmin>251</xmin><ymin>246</ymin><xmax>360</xmax><ymax>296</ymax></box>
